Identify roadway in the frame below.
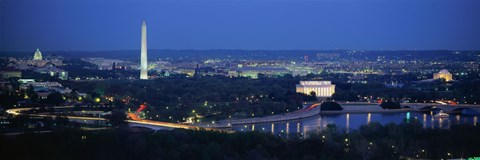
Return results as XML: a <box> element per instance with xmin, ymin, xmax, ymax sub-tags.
<box><xmin>8</xmin><ymin>103</ymin><xmax>479</xmax><ymax>131</ymax></box>
<box><xmin>5</xmin><ymin>106</ymin><xmax>225</xmax><ymax>132</ymax></box>
<box><xmin>6</xmin><ymin>106</ymin><xmax>105</xmax><ymax>121</ymax></box>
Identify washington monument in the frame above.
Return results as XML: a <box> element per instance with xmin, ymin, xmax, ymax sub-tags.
<box><xmin>140</xmin><ymin>21</ymin><xmax>148</xmax><ymax>80</ymax></box>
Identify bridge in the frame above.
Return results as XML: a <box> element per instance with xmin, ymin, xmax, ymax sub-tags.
<box><xmin>308</xmin><ymin>102</ymin><xmax>480</xmax><ymax>114</ymax></box>
<box><xmin>210</xmin><ymin>105</ymin><xmax>323</xmax><ymax>127</ymax></box>
<box><xmin>210</xmin><ymin>102</ymin><xmax>480</xmax><ymax>127</ymax></box>
<box><xmin>127</xmin><ymin>119</ymin><xmax>231</xmax><ymax>132</ymax></box>
<box><xmin>5</xmin><ymin>106</ymin><xmax>227</xmax><ymax>132</ymax></box>
<box><xmin>405</xmin><ymin>103</ymin><xmax>480</xmax><ymax>114</ymax></box>
<box><xmin>127</xmin><ymin>120</ymin><xmax>196</xmax><ymax>130</ymax></box>
<box><xmin>7</xmin><ymin>103</ymin><xmax>480</xmax><ymax>130</ymax></box>
<box><xmin>309</xmin><ymin>102</ymin><xmax>480</xmax><ymax>114</ymax></box>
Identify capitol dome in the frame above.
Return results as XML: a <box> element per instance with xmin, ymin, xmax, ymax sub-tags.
<box><xmin>33</xmin><ymin>48</ymin><xmax>43</xmax><ymax>60</ymax></box>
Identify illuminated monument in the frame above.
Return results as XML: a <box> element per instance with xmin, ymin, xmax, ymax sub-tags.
<box><xmin>433</xmin><ymin>69</ymin><xmax>453</xmax><ymax>82</ymax></box>
<box><xmin>33</xmin><ymin>48</ymin><xmax>43</xmax><ymax>60</ymax></box>
<box><xmin>296</xmin><ymin>81</ymin><xmax>335</xmax><ymax>98</ymax></box>
<box><xmin>140</xmin><ymin>21</ymin><xmax>148</xmax><ymax>80</ymax></box>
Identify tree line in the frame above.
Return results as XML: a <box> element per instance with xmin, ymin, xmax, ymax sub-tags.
<box><xmin>2</xmin><ymin>120</ymin><xmax>480</xmax><ymax>160</ymax></box>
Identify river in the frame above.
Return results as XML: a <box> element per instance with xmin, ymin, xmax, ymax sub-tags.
<box><xmin>231</xmin><ymin>104</ymin><xmax>479</xmax><ymax>135</ymax></box>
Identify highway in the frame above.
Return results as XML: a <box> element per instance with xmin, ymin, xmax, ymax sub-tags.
<box><xmin>5</xmin><ymin>106</ymin><xmax>225</xmax><ymax>132</ymax></box>
<box><xmin>6</xmin><ymin>106</ymin><xmax>105</xmax><ymax>121</ymax></box>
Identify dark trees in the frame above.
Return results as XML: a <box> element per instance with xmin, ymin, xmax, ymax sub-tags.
<box><xmin>46</xmin><ymin>92</ymin><xmax>65</xmax><ymax>106</ymax></box>
<box><xmin>380</xmin><ymin>101</ymin><xmax>401</xmax><ymax>109</ymax></box>
<box><xmin>320</xmin><ymin>102</ymin><xmax>343</xmax><ymax>111</ymax></box>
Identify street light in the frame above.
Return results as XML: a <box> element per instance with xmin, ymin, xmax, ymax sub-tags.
<box><xmin>421</xmin><ymin>149</ymin><xmax>428</xmax><ymax>158</ymax></box>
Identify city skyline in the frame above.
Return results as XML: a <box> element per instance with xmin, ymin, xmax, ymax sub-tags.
<box><xmin>1</xmin><ymin>1</ymin><xmax>480</xmax><ymax>159</ymax></box>
<box><xmin>1</xmin><ymin>0</ymin><xmax>480</xmax><ymax>51</ymax></box>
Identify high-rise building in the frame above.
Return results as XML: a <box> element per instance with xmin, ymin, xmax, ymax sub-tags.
<box><xmin>296</xmin><ymin>81</ymin><xmax>335</xmax><ymax>98</ymax></box>
<box><xmin>140</xmin><ymin>21</ymin><xmax>148</xmax><ymax>80</ymax></box>
<box><xmin>33</xmin><ymin>48</ymin><xmax>43</xmax><ymax>60</ymax></box>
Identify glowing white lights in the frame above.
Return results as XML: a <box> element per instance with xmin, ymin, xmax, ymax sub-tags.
<box><xmin>140</xmin><ymin>21</ymin><xmax>148</xmax><ymax>80</ymax></box>
<box><xmin>296</xmin><ymin>81</ymin><xmax>335</xmax><ymax>97</ymax></box>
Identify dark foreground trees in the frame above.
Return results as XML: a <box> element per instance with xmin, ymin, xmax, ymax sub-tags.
<box><xmin>63</xmin><ymin>76</ymin><xmax>308</xmax><ymax>122</ymax></box>
<box><xmin>380</xmin><ymin>101</ymin><xmax>401</xmax><ymax>109</ymax></box>
<box><xmin>46</xmin><ymin>92</ymin><xmax>65</xmax><ymax>106</ymax></box>
<box><xmin>1</xmin><ymin>120</ymin><xmax>480</xmax><ymax>160</ymax></box>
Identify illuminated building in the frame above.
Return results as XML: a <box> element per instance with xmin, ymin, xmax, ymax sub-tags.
<box><xmin>227</xmin><ymin>70</ymin><xmax>238</xmax><ymax>78</ymax></box>
<box><xmin>433</xmin><ymin>69</ymin><xmax>453</xmax><ymax>82</ymax></box>
<box><xmin>33</xmin><ymin>48</ymin><xmax>43</xmax><ymax>60</ymax></box>
<box><xmin>81</xmin><ymin>58</ymin><xmax>124</xmax><ymax>70</ymax></box>
<box><xmin>238</xmin><ymin>67</ymin><xmax>290</xmax><ymax>79</ymax></box>
<box><xmin>20</xmin><ymin>81</ymin><xmax>71</xmax><ymax>98</ymax></box>
<box><xmin>286</xmin><ymin>65</ymin><xmax>314</xmax><ymax>76</ymax></box>
<box><xmin>296</xmin><ymin>81</ymin><xmax>335</xmax><ymax>98</ymax></box>
<box><xmin>18</xmin><ymin>79</ymin><xmax>35</xmax><ymax>84</ymax></box>
<box><xmin>33</xmin><ymin>66</ymin><xmax>68</xmax><ymax>80</ymax></box>
<box><xmin>174</xmin><ymin>67</ymin><xmax>196</xmax><ymax>77</ymax></box>
<box><xmin>9</xmin><ymin>49</ymin><xmax>62</xmax><ymax>68</ymax></box>
<box><xmin>140</xmin><ymin>21</ymin><xmax>148</xmax><ymax>80</ymax></box>
<box><xmin>58</xmin><ymin>71</ymin><xmax>68</xmax><ymax>80</ymax></box>
<box><xmin>0</xmin><ymin>69</ymin><xmax>22</xmax><ymax>79</ymax></box>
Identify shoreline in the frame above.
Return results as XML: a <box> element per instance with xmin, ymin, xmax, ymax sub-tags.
<box><xmin>321</xmin><ymin>108</ymin><xmax>413</xmax><ymax>114</ymax></box>
<box><xmin>202</xmin><ymin>108</ymin><xmax>415</xmax><ymax>128</ymax></box>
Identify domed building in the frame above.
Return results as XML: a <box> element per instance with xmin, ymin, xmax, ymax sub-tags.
<box><xmin>33</xmin><ymin>48</ymin><xmax>43</xmax><ymax>60</ymax></box>
<box><xmin>433</xmin><ymin>69</ymin><xmax>453</xmax><ymax>82</ymax></box>
<box><xmin>8</xmin><ymin>49</ymin><xmax>65</xmax><ymax>80</ymax></box>
<box><xmin>22</xmin><ymin>48</ymin><xmax>63</xmax><ymax>67</ymax></box>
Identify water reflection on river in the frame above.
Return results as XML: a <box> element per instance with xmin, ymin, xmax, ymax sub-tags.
<box><xmin>231</xmin><ymin>112</ymin><xmax>478</xmax><ymax>135</ymax></box>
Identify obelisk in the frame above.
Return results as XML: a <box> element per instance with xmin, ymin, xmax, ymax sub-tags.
<box><xmin>140</xmin><ymin>21</ymin><xmax>148</xmax><ymax>80</ymax></box>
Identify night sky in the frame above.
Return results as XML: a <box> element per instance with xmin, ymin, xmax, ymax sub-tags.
<box><xmin>1</xmin><ymin>0</ymin><xmax>479</xmax><ymax>51</ymax></box>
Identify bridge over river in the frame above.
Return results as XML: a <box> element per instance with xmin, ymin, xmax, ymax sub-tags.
<box><xmin>206</xmin><ymin>102</ymin><xmax>480</xmax><ymax>128</ymax></box>
<box><xmin>406</xmin><ymin>103</ymin><xmax>480</xmax><ymax>114</ymax></box>
<box><xmin>7</xmin><ymin>103</ymin><xmax>479</xmax><ymax>131</ymax></box>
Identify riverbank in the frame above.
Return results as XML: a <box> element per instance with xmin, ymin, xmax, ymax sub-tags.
<box><xmin>200</xmin><ymin>104</ymin><xmax>413</xmax><ymax>128</ymax></box>
<box><xmin>321</xmin><ymin>108</ymin><xmax>412</xmax><ymax>114</ymax></box>
<box><xmin>324</xmin><ymin>104</ymin><xmax>412</xmax><ymax>114</ymax></box>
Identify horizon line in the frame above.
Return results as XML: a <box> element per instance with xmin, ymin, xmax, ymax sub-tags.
<box><xmin>1</xmin><ymin>49</ymin><xmax>478</xmax><ymax>53</ymax></box>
